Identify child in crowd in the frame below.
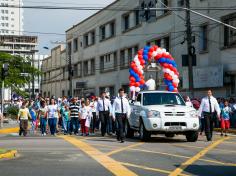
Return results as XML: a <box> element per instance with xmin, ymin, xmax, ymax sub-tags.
<box><xmin>79</xmin><ymin>101</ymin><xmax>92</xmax><ymax>136</ymax></box>
<box><xmin>63</xmin><ymin>105</ymin><xmax>71</xmax><ymax>135</ymax></box>
<box><xmin>221</xmin><ymin>100</ymin><xmax>232</xmax><ymax>137</ymax></box>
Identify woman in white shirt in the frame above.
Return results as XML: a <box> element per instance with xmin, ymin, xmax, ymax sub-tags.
<box><xmin>47</xmin><ymin>98</ymin><xmax>60</xmax><ymax>136</ymax></box>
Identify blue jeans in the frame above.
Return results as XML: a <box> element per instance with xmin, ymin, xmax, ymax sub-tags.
<box><xmin>64</xmin><ymin>120</ymin><xmax>70</xmax><ymax>134</ymax></box>
<box><xmin>70</xmin><ymin>118</ymin><xmax>79</xmax><ymax>134</ymax></box>
<box><xmin>48</xmin><ymin>118</ymin><xmax>57</xmax><ymax>135</ymax></box>
<box><xmin>40</xmin><ymin>117</ymin><xmax>47</xmax><ymax>134</ymax></box>
<box><xmin>106</xmin><ymin>116</ymin><xmax>113</xmax><ymax>133</ymax></box>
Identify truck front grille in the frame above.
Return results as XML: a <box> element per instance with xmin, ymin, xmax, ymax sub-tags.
<box><xmin>164</xmin><ymin>112</ymin><xmax>185</xmax><ymax>116</ymax></box>
<box><xmin>164</xmin><ymin>122</ymin><xmax>187</xmax><ymax>126</ymax></box>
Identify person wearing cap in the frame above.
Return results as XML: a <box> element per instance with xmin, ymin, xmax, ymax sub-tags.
<box><xmin>97</xmin><ymin>91</ymin><xmax>112</xmax><ymax>136</ymax></box>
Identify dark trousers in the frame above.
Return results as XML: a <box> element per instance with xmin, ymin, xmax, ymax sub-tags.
<box><xmin>19</xmin><ymin>119</ymin><xmax>28</xmax><ymax>136</ymax></box>
<box><xmin>200</xmin><ymin>118</ymin><xmax>205</xmax><ymax>133</ymax></box>
<box><xmin>99</xmin><ymin>111</ymin><xmax>109</xmax><ymax>136</ymax></box>
<box><xmin>203</xmin><ymin>112</ymin><xmax>214</xmax><ymax>141</ymax></box>
<box><xmin>70</xmin><ymin>117</ymin><xmax>79</xmax><ymax>134</ymax></box>
<box><xmin>48</xmin><ymin>118</ymin><xmax>57</xmax><ymax>135</ymax></box>
<box><xmin>90</xmin><ymin>112</ymin><xmax>97</xmax><ymax>133</ymax></box>
<box><xmin>115</xmin><ymin>113</ymin><xmax>126</xmax><ymax>141</ymax></box>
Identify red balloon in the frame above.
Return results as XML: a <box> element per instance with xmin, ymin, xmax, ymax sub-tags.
<box><xmin>153</xmin><ymin>45</ymin><xmax>158</xmax><ymax>50</ymax></box>
<box><xmin>140</xmin><ymin>79</ymin><xmax>145</xmax><ymax>85</ymax></box>
<box><xmin>173</xmin><ymin>88</ymin><xmax>178</xmax><ymax>92</ymax></box>
<box><xmin>129</xmin><ymin>82</ymin><xmax>135</xmax><ymax>87</ymax></box>
<box><xmin>166</xmin><ymin>76</ymin><xmax>172</xmax><ymax>81</ymax></box>
<box><xmin>138</xmin><ymin>55</ymin><xmax>143</xmax><ymax>60</ymax></box>
<box><xmin>129</xmin><ymin>76</ymin><xmax>136</xmax><ymax>82</ymax></box>
<box><xmin>173</xmin><ymin>83</ymin><xmax>178</xmax><ymax>88</ymax></box>
<box><xmin>135</xmin><ymin>82</ymin><xmax>140</xmax><ymax>87</ymax></box>
<box><xmin>149</xmin><ymin>48</ymin><xmax>154</xmax><ymax>52</ymax></box>
<box><xmin>133</xmin><ymin>67</ymin><xmax>138</xmax><ymax>73</ymax></box>
<box><xmin>164</xmin><ymin>73</ymin><xmax>169</xmax><ymax>78</ymax></box>
<box><xmin>155</xmin><ymin>53</ymin><xmax>162</xmax><ymax>60</ymax></box>
<box><xmin>140</xmin><ymin>75</ymin><xmax>144</xmax><ymax>80</ymax></box>
<box><xmin>148</xmin><ymin>52</ymin><xmax>152</xmax><ymax>58</ymax></box>
<box><xmin>163</xmin><ymin>63</ymin><xmax>168</xmax><ymax>68</ymax></box>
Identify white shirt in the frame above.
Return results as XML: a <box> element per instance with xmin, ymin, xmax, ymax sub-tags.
<box><xmin>112</xmin><ymin>96</ymin><xmax>131</xmax><ymax>118</ymax></box>
<box><xmin>145</xmin><ymin>78</ymin><xmax>156</xmax><ymax>90</ymax></box>
<box><xmin>198</xmin><ymin>96</ymin><xmax>220</xmax><ymax>117</ymax></box>
<box><xmin>97</xmin><ymin>98</ymin><xmax>111</xmax><ymax>112</ymax></box>
<box><xmin>79</xmin><ymin>106</ymin><xmax>92</xmax><ymax>120</ymax></box>
<box><xmin>48</xmin><ymin>104</ymin><xmax>59</xmax><ymax>118</ymax></box>
<box><xmin>90</xmin><ymin>101</ymin><xmax>97</xmax><ymax>113</ymax></box>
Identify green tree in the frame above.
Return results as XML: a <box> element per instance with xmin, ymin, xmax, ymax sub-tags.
<box><xmin>0</xmin><ymin>52</ymin><xmax>41</xmax><ymax>97</ymax></box>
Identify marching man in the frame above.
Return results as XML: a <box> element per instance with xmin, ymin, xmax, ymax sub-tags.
<box><xmin>112</xmin><ymin>88</ymin><xmax>131</xmax><ymax>143</ymax></box>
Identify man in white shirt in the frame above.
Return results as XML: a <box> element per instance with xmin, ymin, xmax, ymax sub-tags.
<box><xmin>97</xmin><ymin>91</ymin><xmax>112</xmax><ymax>136</ymax></box>
<box><xmin>112</xmin><ymin>88</ymin><xmax>131</xmax><ymax>143</ymax></box>
<box><xmin>145</xmin><ymin>75</ymin><xmax>156</xmax><ymax>91</ymax></box>
<box><xmin>198</xmin><ymin>90</ymin><xmax>221</xmax><ymax>141</ymax></box>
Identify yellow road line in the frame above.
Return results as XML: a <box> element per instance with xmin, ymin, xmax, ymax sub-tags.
<box><xmin>129</xmin><ymin>148</ymin><xmax>236</xmax><ymax>166</ymax></box>
<box><xmin>120</xmin><ymin>162</ymin><xmax>190</xmax><ymax>176</ymax></box>
<box><xmin>0</xmin><ymin>150</ymin><xmax>17</xmax><ymax>159</ymax></box>
<box><xmin>90</xmin><ymin>143</ymin><xmax>121</xmax><ymax>149</ymax></box>
<box><xmin>173</xmin><ymin>143</ymin><xmax>236</xmax><ymax>154</ymax></box>
<box><xmin>60</xmin><ymin>136</ymin><xmax>138</xmax><ymax>176</ymax></box>
<box><xmin>106</xmin><ymin>142</ymin><xmax>144</xmax><ymax>156</ymax></box>
<box><xmin>0</xmin><ymin>127</ymin><xmax>19</xmax><ymax>134</ymax></box>
<box><xmin>168</xmin><ymin>137</ymin><xmax>230</xmax><ymax>176</ymax></box>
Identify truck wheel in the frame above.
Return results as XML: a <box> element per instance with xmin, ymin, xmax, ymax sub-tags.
<box><xmin>186</xmin><ymin>131</ymin><xmax>198</xmax><ymax>142</ymax></box>
<box><xmin>125</xmin><ymin>119</ymin><xmax>134</xmax><ymax>138</ymax></box>
<box><xmin>139</xmin><ymin>120</ymin><xmax>151</xmax><ymax>142</ymax></box>
<box><xmin>165</xmin><ymin>134</ymin><xmax>175</xmax><ymax>138</ymax></box>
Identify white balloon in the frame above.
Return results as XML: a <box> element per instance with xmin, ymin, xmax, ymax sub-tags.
<box><xmin>130</xmin><ymin>86</ymin><xmax>135</xmax><ymax>91</ymax></box>
<box><xmin>135</xmin><ymin>87</ymin><xmax>141</xmax><ymax>92</ymax></box>
<box><xmin>140</xmin><ymin>70</ymin><xmax>144</xmax><ymax>74</ymax></box>
<box><xmin>162</xmin><ymin>48</ymin><xmax>167</xmax><ymax>53</ymax></box>
<box><xmin>156</xmin><ymin>48</ymin><xmax>162</xmax><ymax>54</ymax></box>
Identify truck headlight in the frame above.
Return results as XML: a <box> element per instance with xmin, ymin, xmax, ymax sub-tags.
<box><xmin>189</xmin><ymin>110</ymin><xmax>198</xmax><ymax>118</ymax></box>
<box><xmin>147</xmin><ymin>110</ymin><xmax>161</xmax><ymax>118</ymax></box>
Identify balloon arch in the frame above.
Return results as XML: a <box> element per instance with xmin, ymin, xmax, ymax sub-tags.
<box><xmin>129</xmin><ymin>45</ymin><xmax>180</xmax><ymax>93</ymax></box>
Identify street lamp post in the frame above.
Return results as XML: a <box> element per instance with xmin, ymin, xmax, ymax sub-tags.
<box><xmin>30</xmin><ymin>49</ymin><xmax>39</xmax><ymax>99</ymax></box>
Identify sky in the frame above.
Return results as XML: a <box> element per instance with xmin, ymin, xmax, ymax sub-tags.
<box><xmin>23</xmin><ymin>0</ymin><xmax>116</xmax><ymax>55</ymax></box>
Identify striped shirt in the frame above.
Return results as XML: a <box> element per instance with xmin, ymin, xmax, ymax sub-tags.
<box><xmin>69</xmin><ymin>103</ymin><xmax>80</xmax><ymax>118</ymax></box>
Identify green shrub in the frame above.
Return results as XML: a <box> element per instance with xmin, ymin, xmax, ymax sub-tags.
<box><xmin>5</xmin><ymin>106</ymin><xmax>19</xmax><ymax>119</ymax></box>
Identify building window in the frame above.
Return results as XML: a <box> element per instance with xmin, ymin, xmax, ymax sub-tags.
<box><xmin>62</xmin><ymin>67</ymin><xmax>65</xmax><ymax>79</ymax></box>
<box><xmin>100</xmin><ymin>52</ymin><xmax>117</xmax><ymax>73</ymax></box>
<box><xmin>128</xmin><ymin>48</ymin><xmax>132</xmax><ymax>64</ymax></box>
<box><xmin>110</xmin><ymin>21</ymin><xmax>115</xmax><ymax>37</ymax></box>
<box><xmin>135</xmin><ymin>10</ymin><xmax>140</xmax><ymax>26</ymax></box>
<box><xmin>120</xmin><ymin>50</ymin><xmax>125</xmax><ymax>68</ymax></box>
<box><xmin>73</xmin><ymin>64</ymin><xmax>78</xmax><ymax>77</ymax></box>
<box><xmin>73</xmin><ymin>38</ymin><xmax>78</xmax><ymax>52</ymax></box>
<box><xmin>83</xmin><ymin>61</ymin><xmax>89</xmax><ymax>76</ymax></box>
<box><xmin>78</xmin><ymin>62</ymin><xmax>82</xmax><ymax>77</ymax></box>
<box><xmin>223</xmin><ymin>14</ymin><xmax>236</xmax><ymax>47</ymax></box>
<box><xmin>123</xmin><ymin>14</ymin><xmax>130</xmax><ymax>31</ymax></box>
<box><xmin>62</xmin><ymin>90</ymin><xmax>65</xmax><ymax>97</ymax></box>
<box><xmin>100</xmin><ymin>25</ymin><xmax>106</xmax><ymax>41</ymax></box>
<box><xmin>199</xmin><ymin>24</ymin><xmax>208</xmax><ymax>52</ymax></box>
<box><xmin>91</xmin><ymin>59</ymin><xmax>95</xmax><ymax>75</ymax></box>
<box><xmin>67</xmin><ymin>42</ymin><xmax>72</xmax><ymax>56</ymax></box>
<box><xmin>147</xmin><ymin>36</ymin><xmax>170</xmax><ymax>51</ymax></box>
<box><xmin>84</xmin><ymin>34</ymin><xmax>89</xmax><ymax>47</ymax></box>
<box><xmin>91</xmin><ymin>31</ymin><xmax>95</xmax><ymax>45</ymax></box>
<box><xmin>100</xmin><ymin>56</ymin><xmax>104</xmax><ymax>72</ymax></box>
<box><xmin>160</xmin><ymin>0</ymin><xmax>169</xmax><ymax>15</ymax></box>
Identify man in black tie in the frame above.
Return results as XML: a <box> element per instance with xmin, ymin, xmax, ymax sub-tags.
<box><xmin>112</xmin><ymin>88</ymin><xmax>131</xmax><ymax>143</ymax></box>
<box><xmin>97</xmin><ymin>91</ymin><xmax>111</xmax><ymax>136</ymax></box>
<box><xmin>198</xmin><ymin>90</ymin><xmax>220</xmax><ymax>141</ymax></box>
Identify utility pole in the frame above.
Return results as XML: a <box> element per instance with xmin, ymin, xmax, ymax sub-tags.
<box><xmin>185</xmin><ymin>0</ymin><xmax>194</xmax><ymax>97</ymax></box>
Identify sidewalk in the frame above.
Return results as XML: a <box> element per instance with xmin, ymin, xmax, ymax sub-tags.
<box><xmin>214</xmin><ymin>128</ymin><xmax>236</xmax><ymax>135</ymax></box>
<box><xmin>0</xmin><ymin>121</ymin><xmax>19</xmax><ymax>134</ymax></box>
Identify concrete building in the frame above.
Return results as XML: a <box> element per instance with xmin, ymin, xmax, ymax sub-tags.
<box><xmin>41</xmin><ymin>45</ymin><xmax>69</xmax><ymax>98</ymax></box>
<box><xmin>42</xmin><ymin>0</ymin><xmax>236</xmax><ymax>98</ymax></box>
<box><xmin>0</xmin><ymin>0</ymin><xmax>23</xmax><ymax>35</ymax></box>
<box><xmin>0</xmin><ymin>35</ymin><xmax>38</xmax><ymax>99</ymax></box>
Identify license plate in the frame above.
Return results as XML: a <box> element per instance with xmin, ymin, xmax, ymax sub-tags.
<box><xmin>168</xmin><ymin>126</ymin><xmax>182</xmax><ymax>131</ymax></box>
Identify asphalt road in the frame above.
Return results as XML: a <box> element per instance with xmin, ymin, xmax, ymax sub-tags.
<box><xmin>0</xmin><ymin>131</ymin><xmax>236</xmax><ymax>176</ymax></box>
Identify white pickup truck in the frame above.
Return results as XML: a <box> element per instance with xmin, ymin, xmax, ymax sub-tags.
<box><xmin>125</xmin><ymin>91</ymin><xmax>199</xmax><ymax>142</ymax></box>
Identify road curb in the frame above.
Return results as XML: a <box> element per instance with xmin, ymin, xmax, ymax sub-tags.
<box><xmin>0</xmin><ymin>150</ymin><xmax>17</xmax><ymax>159</ymax></box>
<box><xmin>0</xmin><ymin>127</ymin><xmax>19</xmax><ymax>134</ymax></box>
<box><xmin>214</xmin><ymin>128</ymin><xmax>236</xmax><ymax>134</ymax></box>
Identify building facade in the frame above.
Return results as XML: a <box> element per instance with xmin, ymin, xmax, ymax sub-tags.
<box><xmin>42</xmin><ymin>0</ymin><xmax>236</xmax><ymax>98</ymax></box>
<box><xmin>0</xmin><ymin>0</ymin><xmax>23</xmax><ymax>35</ymax></box>
<box><xmin>41</xmin><ymin>45</ymin><xmax>69</xmax><ymax>98</ymax></box>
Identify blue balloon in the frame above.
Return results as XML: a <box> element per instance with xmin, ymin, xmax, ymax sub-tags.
<box><xmin>143</xmin><ymin>55</ymin><xmax>148</xmax><ymax>61</ymax></box>
<box><xmin>143</xmin><ymin>50</ymin><xmax>148</xmax><ymax>55</ymax></box>
<box><xmin>169</xmin><ymin>86</ymin><xmax>174</xmax><ymax>91</ymax></box>
<box><xmin>144</xmin><ymin>46</ymin><xmax>150</xmax><ymax>51</ymax></box>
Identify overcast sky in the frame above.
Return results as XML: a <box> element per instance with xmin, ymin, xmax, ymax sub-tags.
<box><xmin>23</xmin><ymin>0</ymin><xmax>115</xmax><ymax>54</ymax></box>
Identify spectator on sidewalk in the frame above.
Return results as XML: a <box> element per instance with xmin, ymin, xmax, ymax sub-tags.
<box><xmin>220</xmin><ymin>100</ymin><xmax>232</xmax><ymax>137</ymax></box>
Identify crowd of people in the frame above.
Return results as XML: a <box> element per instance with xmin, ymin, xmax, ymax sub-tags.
<box><xmin>16</xmin><ymin>88</ymin><xmax>130</xmax><ymax>143</ymax></box>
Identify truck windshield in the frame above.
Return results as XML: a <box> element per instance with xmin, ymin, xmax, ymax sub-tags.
<box><xmin>143</xmin><ymin>93</ymin><xmax>186</xmax><ymax>106</ymax></box>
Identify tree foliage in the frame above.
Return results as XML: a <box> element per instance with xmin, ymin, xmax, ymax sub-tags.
<box><xmin>0</xmin><ymin>52</ymin><xmax>41</xmax><ymax>97</ymax></box>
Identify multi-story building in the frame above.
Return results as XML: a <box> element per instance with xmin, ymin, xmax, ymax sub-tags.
<box><xmin>42</xmin><ymin>0</ymin><xmax>236</xmax><ymax>98</ymax></box>
<box><xmin>41</xmin><ymin>45</ymin><xmax>68</xmax><ymax>98</ymax></box>
<box><xmin>0</xmin><ymin>35</ymin><xmax>38</xmax><ymax>99</ymax></box>
<box><xmin>0</xmin><ymin>0</ymin><xmax>23</xmax><ymax>35</ymax></box>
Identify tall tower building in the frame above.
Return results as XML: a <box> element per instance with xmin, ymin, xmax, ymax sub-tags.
<box><xmin>0</xmin><ymin>0</ymin><xmax>23</xmax><ymax>35</ymax></box>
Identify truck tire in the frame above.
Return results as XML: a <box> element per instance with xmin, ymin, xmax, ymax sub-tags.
<box><xmin>186</xmin><ymin>131</ymin><xmax>198</xmax><ymax>142</ymax></box>
<box><xmin>139</xmin><ymin>120</ymin><xmax>151</xmax><ymax>142</ymax></box>
<box><xmin>125</xmin><ymin>119</ymin><xmax>134</xmax><ymax>138</ymax></box>
<box><xmin>165</xmin><ymin>134</ymin><xmax>175</xmax><ymax>138</ymax></box>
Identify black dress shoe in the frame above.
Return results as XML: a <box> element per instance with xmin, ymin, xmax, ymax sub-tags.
<box><xmin>120</xmin><ymin>140</ymin><xmax>124</xmax><ymax>143</ymax></box>
<box><xmin>117</xmin><ymin>136</ymin><xmax>120</xmax><ymax>141</ymax></box>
